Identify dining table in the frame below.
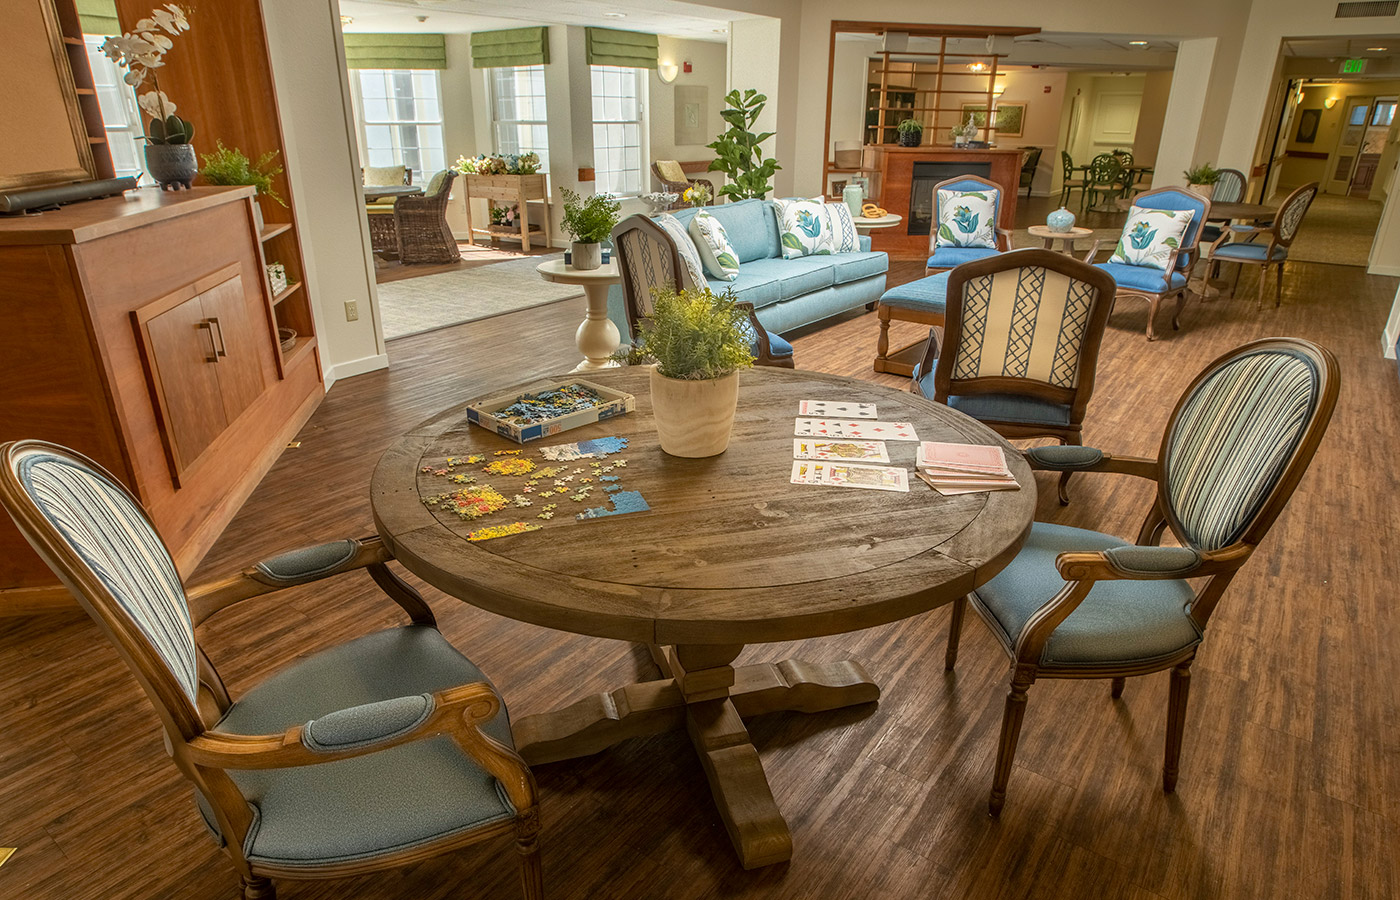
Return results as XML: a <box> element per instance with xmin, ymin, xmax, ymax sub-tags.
<box><xmin>362</xmin><ymin>184</ymin><xmax>424</xmax><ymax>202</ymax></box>
<box><xmin>370</xmin><ymin>366</ymin><xmax>1036</xmax><ymax>870</ymax></box>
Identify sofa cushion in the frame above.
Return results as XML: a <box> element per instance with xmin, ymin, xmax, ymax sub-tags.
<box><xmin>1094</xmin><ymin>262</ymin><xmax>1187</xmax><ymax>294</ymax></box>
<box><xmin>688</xmin><ymin>210</ymin><xmax>740</xmax><ymax>281</ymax></box>
<box><xmin>927</xmin><ymin>246</ymin><xmax>1001</xmax><ymax>269</ymax></box>
<box><xmin>670</xmin><ymin>199</ymin><xmax>780</xmax><ymax>263</ymax></box>
<box><xmin>831</xmin><ymin>250</ymin><xmax>888</xmax><ymax>285</ymax></box>
<box><xmin>654</xmin><ymin>213</ymin><xmax>707</xmax><ymax>289</ymax></box>
<box><xmin>708</xmin><ymin>271</ymin><xmax>782</xmax><ymax>309</ymax></box>
<box><xmin>1109</xmin><ymin>206</ymin><xmax>1195</xmax><ymax>270</ymax></box>
<box><xmin>936</xmin><ymin>188</ymin><xmax>998</xmax><ymax>249</ymax></box>
<box><xmin>826</xmin><ymin>202</ymin><xmax>861</xmax><ymax>252</ymax></box>
<box><xmin>774</xmin><ymin>197</ymin><xmax>835</xmax><ymax>259</ymax></box>
<box><xmin>737</xmin><ymin>256</ymin><xmax>835</xmax><ymax>303</ymax></box>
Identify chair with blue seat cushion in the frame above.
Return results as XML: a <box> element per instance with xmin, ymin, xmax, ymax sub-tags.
<box><xmin>1207</xmin><ymin>182</ymin><xmax>1317</xmax><ymax>310</ymax></box>
<box><xmin>912</xmin><ymin>249</ymin><xmax>1116</xmax><ymax>504</ymax></box>
<box><xmin>943</xmin><ymin>338</ymin><xmax>1338</xmax><ymax>816</ymax></box>
<box><xmin>0</xmin><ymin>441</ymin><xmax>544</xmax><ymax>900</ymax></box>
<box><xmin>873</xmin><ymin>271</ymin><xmax>949</xmax><ymax>376</ymax></box>
<box><xmin>924</xmin><ymin>174</ymin><xmax>1012</xmax><ymax>276</ymax></box>
<box><xmin>1085</xmin><ymin>185</ymin><xmax>1211</xmax><ymax>341</ymax></box>
<box><xmin>611</xmin><ymin>214</ymin><xmax>793</xmax><ymax>368</ymax></box>
<box><xmin>1198</xmin><ymin>167</ymin><xmax>1247</xmax><ymax>245</ymax></box>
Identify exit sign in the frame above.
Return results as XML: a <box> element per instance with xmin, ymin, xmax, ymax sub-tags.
<box><xmin>1341</xmin><ymin>58</ymin><xmax>1367</xmax><ymax>74</ymax></box>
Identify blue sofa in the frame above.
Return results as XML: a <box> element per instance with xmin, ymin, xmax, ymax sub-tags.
<box><xmin>607</xmin><ymin>198</ymin><xmax>889</xmax><ymax>343</ymax></box>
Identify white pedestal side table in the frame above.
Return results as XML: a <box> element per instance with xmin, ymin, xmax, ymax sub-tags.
<box><xmin>536</xmin><ymin>258</ymin><xmax>622</xmax><ymax>372</ymax></box>
<box><xmin>853</xmin><ymin>213</ymin><xmax>902</xmax><ymax>234</ymax></box>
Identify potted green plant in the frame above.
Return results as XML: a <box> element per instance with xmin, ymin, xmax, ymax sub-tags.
<box><xmin>617</xmin><ymin>287</ymin><xmax>755</xmax><ymax>457</ymax></box>
<box><xmin>101</xmin><ymin>5</ymin><xmax>195</xmax><ymax>190</ymax></box>
<box><xmin>1183</xmin><ymin>162</ymin><xmax>1221</xmax><ymax>198</ymax></box>
<box><xmin>560</xmin><ymin>188</ymin><xmax>620</xmax><ymax>271</ymax></box>
<box><xmin>199</xmin><ymin>141</ymin><xmax>286</xmax><ymax>229</ymax></box>
<box><xmin>896</xmin><ymin>118</ymin><xmax>924</xmax><ymax>147</ymax></box>
<box><xmin>950</xmin><ymin>115</ymin><xmax>977</xmax><ymax>148</ymax></box>
<box><xmin>706</xmin><ymin>89</ymin><xmax>782</xmax><ymax>201</ymax></box>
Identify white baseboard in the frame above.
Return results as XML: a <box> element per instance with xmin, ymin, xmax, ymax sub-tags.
<box><xmin>324</xmin><ymin>352</ymin><xmax>389</xmax><ymax>391</ymax></box>
<box><xmin>1369</xmin><ymin>263</ymin><xmax>1400</xmax><ymax>277</ymax></box>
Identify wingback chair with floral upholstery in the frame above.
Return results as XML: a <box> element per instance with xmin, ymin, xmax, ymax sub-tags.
<box><xmin>943</xmin><ymin>338</ymin><xmax>1338</xmax><ymax>815</ymax></box>
<box><xmin>0</xmin><ymin>441</ymin><xmax>543</xmax><ymax>900</ymax></box>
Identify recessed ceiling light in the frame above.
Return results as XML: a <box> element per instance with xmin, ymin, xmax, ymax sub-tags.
<box><xmin>1129</xmin><ymin>41</ymin><xmax>1148</xmax><ymax>46</ymax></box>
<box><xmin>340</xmin><ymin>15</ymin><xmax>353</xmax><ymax>24</ymax></box>
<box><xmin>603</xmin><ymin>12</ymin><xmax>626</xmax><ymax>17</ymax></box>
<box><xmin>1368</xmin><ymin>46</ymin><xmax>1388</xmax><ymax>51</ymax></box>
<box><xmin>712</xmin><ymin>27</ymin><xmax>727</xmax><ymax>34</ymax></box>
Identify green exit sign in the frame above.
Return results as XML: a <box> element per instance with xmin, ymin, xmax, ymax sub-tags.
<box><xmin>1341</xmin><ymin>58</ymin><xmax>1367</xmax><ymax>74</ymax></box>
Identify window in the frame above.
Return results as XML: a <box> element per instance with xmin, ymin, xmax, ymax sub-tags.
<box><xmin>591</xmin><ymin>65</ymin><xmax>645</xmax><ymax>196</ymax></box>
<box><xmin>1372</xmin><ymin>100</ymin><xmax>1396</xmax><ymax>127</ymax></box>
<box><xmin>354</xmin><ymin>69</ymin><xmax>446</xmax><ymax>183</ymax></box>
<box><xmin>491</xmin><ymin>65</ymin><xmax>549</xmax><ymax>172</ymax></box>
<box><xmin>84</xmin><ymin>37</ymin><xmax>146</xmax><ymax>182</ymax></box>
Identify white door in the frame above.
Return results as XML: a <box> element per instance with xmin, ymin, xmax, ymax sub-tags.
<box><xmin>1328</xmin><ymin>96</ymin><xmax>1374</xmax><ymax>194</ymax></box>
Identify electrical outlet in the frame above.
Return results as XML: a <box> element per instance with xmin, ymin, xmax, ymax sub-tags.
<box><xmin>345</xmin><ymin>300</ymin><xmax>359</xmax><ymax>322</ymax></box>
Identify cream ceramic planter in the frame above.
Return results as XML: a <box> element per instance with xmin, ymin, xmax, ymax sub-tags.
<box><xmin>650</xmin><ymin>367</ymin><xmax>740</xmax><ymax>458</ymax></box>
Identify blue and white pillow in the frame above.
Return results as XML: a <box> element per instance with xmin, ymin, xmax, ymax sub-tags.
<box><xmin>654</xmin><ymin>213</ymin><xmax>707</xmax><ymax>288</ymax></box>
<box><xmin>774</xmin><ymin>197</ymin><xmax>834</xmax><ymax>259</ymax></box>
<box><xmin>1109</xmin><ymin>206</ymin><xmax>1194</xmax><ymax>271</ymax></box>
<box><xmin>688</xmin><ymin>210</ymin><xmax>740</xmax><ymax>281</ymax></box>
<box><xmin>825</xmin><ymin>202</ymin><xmax>860</xmax><ymax>253</ymax></box>
<box><xmin>935</xmin><ymin>189</ymin><xmax>997</xmax><ymax>249</ymax></box>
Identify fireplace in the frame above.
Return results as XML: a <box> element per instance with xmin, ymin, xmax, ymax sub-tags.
<box><xmin>908</xmin><ymin>161</ymin><xmax>993</xmax><ymax>235</ymax></box>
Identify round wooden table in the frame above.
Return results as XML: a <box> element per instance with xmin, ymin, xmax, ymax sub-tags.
<box><xmin>371</xmin><ymin>367</ymin><xmax>1035</xmax><ymax>869</ymax></box>
<box><xmin>536</xmin><ymin>258</ymin><xmax>621</xmax><ymax>372</ymax></box>
<box><xmin>361</xmin><ymin>184</ymin><xmax>423</xmax><ymax>202</ymax></box>
<box><xmin>853</xmin><ymin>213</ymin><xmax>903</xmax><ymax>234</ymax></box>
<box><xmin>1026</xmin><ymin>224</ymin><xmax>1094</xmax><ymax>254</ymax></box>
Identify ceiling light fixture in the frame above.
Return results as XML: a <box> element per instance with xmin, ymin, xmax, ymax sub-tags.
<box><xmin>967</xmin><ymin>61</ymin><xmax>988</xmax><ymax>73</ymax></box>
<box><xmin>712</xmin><ymin>27</ymin><xmax>727</xmax><ymax>34</ymax></box>
<box><xmin>1129</xmin><ymin>40</ymin><xmax>1148</xmax><ymax>46</ymax></box>
<box><xmin>603</xmin><ymin>12</ymin><xmax>626</xmax><ymax>17</ymax></box>
<box><xmin>1367</xmin><ymin>46</ymin><xmax>1388</xmax><ymax>51</ymax></box>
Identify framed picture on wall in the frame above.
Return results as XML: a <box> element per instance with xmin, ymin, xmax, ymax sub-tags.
<box><xmin>1295</xmin><ymin>108</ymin><xmax>1320</xmax><ymax>144</ymax></box>
<box><xmin>961</xmin><ymin>102</ymin><xmax>1026</xmax><ymax>139</ymax></box>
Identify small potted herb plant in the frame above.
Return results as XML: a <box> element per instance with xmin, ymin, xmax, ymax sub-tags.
<box><xmin>1183</xmin><ymin>162</ymin><xmax>1221</xmax><ymax>199</ymax></box>
<box><xmin>896</xmin><ymin>118</ymin><xmax>924</xmax><ymax>147</ymax></box>
<box><xmin>560</xmin><ymin>188</ymin><xmax>621</xmax><ymax>271</ymax></box>
<box><xmin>617</xmin><ymin>287</ymin><xmax>755</xmax><ymax>457</ymax></box>
<box><xmin>199</xmin><ymin>141</ymin><xmax>286</xmax><ymax>229</ymax></box>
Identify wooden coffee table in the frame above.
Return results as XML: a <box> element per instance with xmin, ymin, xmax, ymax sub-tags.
<box><xmin>371</xmin><ymin>367</ymin><xmax>1035</xmax><ymax>869</ymax></box>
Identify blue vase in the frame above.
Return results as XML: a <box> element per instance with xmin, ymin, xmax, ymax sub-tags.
<box><xmin>1046</xmin><ymin>206</ymin><xmax>1076</xmax><ymax>233</ymax></box>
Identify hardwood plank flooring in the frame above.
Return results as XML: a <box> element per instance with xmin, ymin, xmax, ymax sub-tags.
<box><xmin>1</xmin><ymin>240</ymin><xmax>1397</xmax><ymax>898</ymax></box>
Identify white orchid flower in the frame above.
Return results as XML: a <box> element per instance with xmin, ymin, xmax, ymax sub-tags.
<box><xmin>140</xmin><ymin>31</ymin><xmax>173</xmax><ymax>51</ymax></box>
<box><xmin>134</xmin><ymin>17</ymin><xmax>155</xmax><ymax>31</ymax></box>
<box><xmin>164</xmin><ymin>4</ymin><xmax>189</xmax><ymax>29</ymax></box>
<box><xmin>123</xmin><ymin>69</ymin><xmax>146</xmax><ymax>86</ymax></box>
<box><xmin>138</xmin><ymin>91</ymin><xmax>175</xmax><ymax>121</ymax></box>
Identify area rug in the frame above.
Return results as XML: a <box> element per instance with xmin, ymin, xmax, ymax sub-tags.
<box><xmin>1285</xmin><ymin>194</ymin><xmax>1381</xmax><ymax>268</ymax></box>
<box><xmin>378</xmin><ymin>254</ymin><xmax>581</xmax><ymax>340</ymax></box>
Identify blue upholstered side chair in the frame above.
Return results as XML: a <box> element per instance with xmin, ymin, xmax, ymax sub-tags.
<box><xmin>912</xmin><ymin>248</ymin><xmax>1117</xmax><ymax>504</ymax></box>
<box><xmin>1086</xmin><ymin>186</ymin><xmax>1211</xmax><ymax>341</ymax></box>
<box><xmin>0</xmin><ymin>442</ymin><xmax>544</xmax><ymax>900</ymax></box>
<box><xmin>944</xmin><ymin>338</ymin><xmax>1338</xmax><ymax>816</ymax></box>
<box><xmin>1206</xmin><ymin>182</ymin><xmax>1318</xmax><ymax>310</ymax></box>
<box><xmin>1198</xmin><ymin>167</ymin><xmax>1247</xmax><ymax>246</ymax></box>
<box><xmin>924</xmin><ymin>174</ymin><xmax>1012</xmax><ymax>275</ymax></box>
<box><xmin>611</xmin><ymin>214</ymin><xmax>793</xmax><ymax>368</ymax></box>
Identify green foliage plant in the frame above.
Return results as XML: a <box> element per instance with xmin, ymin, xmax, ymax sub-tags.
<box><xmin>896</xmin><ymin>118</ymin><xmax>924</xmax><ymax>135</ymax></box>
<box><xmin>615</xmin><ymin>287</ymin><xmax>755</xmax><ymax>380</ymax></box>
<box><xmin>706</xmin><ymin>89</ymin><xmax>782</xmax><ymax>202</ymax></box>
<box><xmin>559</xmin><ymin>188</ymin><xmax>621</xmax><ymax>243</ymax></box>
<box><xmin>1183</xmin><ymin>162</ymin><xmax>1221</xmax><ymax>185</ymax></box>
<box><xmin>199</xmin><ymin>141</ymin><xmax>287</xmax><ymax>206</ymax></box>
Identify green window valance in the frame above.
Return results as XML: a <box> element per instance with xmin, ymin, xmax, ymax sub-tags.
<box><xmin>76</xmin><ymin>0</ymin><xmax>119</xmax><ymax>36</ymax></box>
<box><xmin>585</xmin><ymin>28</ymin><xmax>658</xmax><ymax>69</ymax></box>
<box><xmin>470</xmin><ymin>27</ymin><xmax>549</xmax><ymax>69</ymax></box>
<box><xmin>343</xmin><ymin>33</ymin><xmax>447</xmax><ymax>70</ymax></box>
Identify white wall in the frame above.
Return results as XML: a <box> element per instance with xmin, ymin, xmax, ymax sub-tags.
<box><xmin>439</xmin><ymin>33</ymin><xmax>478</xmax><ymax>237</ymax></box>
<box><xmin>650</xmin><ymin>37</ymin><xmax>728</xmax><ymax>166</ymax></box>
<box><xmin>996</xmin><ymin>69</ymin><xmax>1069</xmax><ymax>196</ymax></box>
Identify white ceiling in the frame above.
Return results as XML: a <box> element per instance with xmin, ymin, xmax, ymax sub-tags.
<box><xmin>338</xmin><ymin>0</ymin><xmax>755</xmax><ymax>41</ymax></box>
<box><xmin>1282</xmin><ymin>36</ymin><xmax>1400</xmax><ymax>59</ymax></box>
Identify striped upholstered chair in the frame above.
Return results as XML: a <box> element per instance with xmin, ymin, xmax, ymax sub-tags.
<box><xmin>0</xmin><ymin>442</ymin><xmax>543</xmax><ymax>900</ymax></box>
<box><xmin>913</xmin><ymin>248</ymin><xmax>1117</xmax><ymax>504</ymax></box>
<box><xmin>944</xmin><ymin>338</ymin><xmax>1339</xmax><ymax>816</ymax></box>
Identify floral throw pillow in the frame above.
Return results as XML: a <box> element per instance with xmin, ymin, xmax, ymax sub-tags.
<box><xmin>688</xmin><ymin>210</ymin><xmax>740</xmax><ymax>282</ymax></box>
<box><xmin>654</xmin><ymin>213</ymin><xmax>707</xmax><ymax>289</ymax></box>
<box><xmin>825</xmin><ymin>202</ymin><xmax>860</xmax><ymax>253</ymax></box>
<box><xmin>935</xmin><ymin>189</ymin><xmax>998</xmax><ymax>249</ymax></box>
<box><xmin>774</xmin><ymin>197</ymin><xmax>834</xmax><ymax>259</ymax></box>
<box><xmin>1109</xmin><ymin>206</ymin><xmax>1195</xmax><ymax>271</ymax></box>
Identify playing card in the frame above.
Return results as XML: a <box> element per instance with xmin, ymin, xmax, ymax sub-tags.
<box><xmin>799</xmin><ymin>400</ymin><xmax>877</xmax><ymax>418</ymax></box>
<box><xmin>917</xmin><ymin>442</ymin><xmax>1009</xmax><ymax>474</ymax></box>
<box><xmin>821</xmin><ymin>463</ymin><xmax>910</xmax><ymax>492</ymax></box>
<box><xmin>794</xmin><ymin>419</ymin><xmax>919</xmax><ymax>441</ymax></box>
<box><xmin>790</xmin><ymin>460</ymin><xmax>828</xmax><ymax>485</ymax></box>
<box><xmin>793</xmin><ymin>439</ymin><xmax>890</xmax><ymax>463</ymax></box>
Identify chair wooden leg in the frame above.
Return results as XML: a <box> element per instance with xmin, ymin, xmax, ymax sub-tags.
<box><xmin>1256</xmin><ymin>263</ymin><xmax>1267</xmax><ymax>310</ymax></box>
<box><xmin>516</xmin><ymin>815</ymin><xmax>544</xmax><ymax>900</ymax></box>
<box><xmin>1144</xmin><ymin>294</ymin><xmax>1161</xmax><ymax>342</ymax></box>
<box><xmin>241</xmin><ymin>876</ymin><xmax>276</xmax><ymax>900</ymax></box>
<box><xmin>1163</xmin><ymin>663</ymin><xmax>1192</xmax><ymax>792</ymax></box>
<box><xmin>1172</xmin><ymin>287</ymin><xmax>1188</xmax><ymax>332</ymax></box>
<box><xmin>1230</xmin><ymin>263</ymin><xmax>1243</xmax><ymax>298</ymax></box>
<box><xmin>875</xmin><ymin>306</ymin><xmax>892</xmax><ymax>367</ymax></box>
<box><xmin>989</xmin><ymin>671</ymin><xmax>1034</xmax><ymax>816</ymax></box>
<box><xmin>1275</xmin><ymin>262</ymin><xmax>1284</xmax><ymax>307</ymax></box>
<box><xmin>944</xmin><ymin>595</ymin><xmax>967</xmax><ymax>671</ymax></box>
<box><xmin>1110</xmin><ymin>676</ymin><xmax>1126</xmax><ymax>699</ymax></box>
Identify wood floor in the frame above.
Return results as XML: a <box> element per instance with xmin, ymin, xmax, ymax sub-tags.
<box><xmin>2</xmin><ymin>239</ymin><xmax>1398</xmax><ymax>899</ymax></box>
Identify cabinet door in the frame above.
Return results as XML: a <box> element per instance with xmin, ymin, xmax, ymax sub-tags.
<box><xmin>143</xmin><ymin>294</ymin><xmax>228</xmax><ymax>471</ymax></box>
<box><xmin>199</xmin><ymin>274</ymin><xmax>269</xmax><ymax>423</ymax></box>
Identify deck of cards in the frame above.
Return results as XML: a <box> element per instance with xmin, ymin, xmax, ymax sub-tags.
<box><xmin>789</xmin><ymin>401</ymin><xmax>910</xmax><ymax>492</ymax></box>
<box><xmin>915</xmin><ymin>442</ymin><xmax>1020</xmax><ymax>495</ymax></box>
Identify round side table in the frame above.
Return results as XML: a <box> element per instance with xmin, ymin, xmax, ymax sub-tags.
<box><xmin>1026</xmin><ymin>225</ymin><xmax>1093</xmax><ymax>255</ymax></box>
<box><xmin>536</xmin><ymin>258</ymin><xmax>621</xmax><ymax>371</ymax></box>
<box><xmin>853</xmin><ymin>213</ymin><xmax>902</xmax><ymax>234</ymax></box>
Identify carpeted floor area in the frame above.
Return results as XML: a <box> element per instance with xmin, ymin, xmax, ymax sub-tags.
<box><xmin>1285</xmin><ymin>193</ymin><xmax>1382</xmax><ymax>267</ymax></box>
<box><xmin>377</xmin><ymin>253</ymin><xmax>581</xmax><ymax>340</ymax></box>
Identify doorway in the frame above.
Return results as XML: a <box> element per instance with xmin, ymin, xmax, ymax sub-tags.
<box><xmin>1329</xmin><ymin>95</ymin><xmax>1396</xmax><ymax>197</ymax></box>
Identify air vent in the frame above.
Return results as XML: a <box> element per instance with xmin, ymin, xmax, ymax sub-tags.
<box><xmin>1336</xmin><ymin>0</ymin><xmax>1398</xmax><ymax>17</ymax></box>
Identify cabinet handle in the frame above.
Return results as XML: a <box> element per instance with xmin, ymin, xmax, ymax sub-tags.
<box><xmin>199</xmin><ymin>320</ymin><xmax>218</xmax><ymax>363</ymax></box>
<box><xmin>208</xmin><ymin>317</ymin><xmax>228</xmax><ymax>358</ymax></box>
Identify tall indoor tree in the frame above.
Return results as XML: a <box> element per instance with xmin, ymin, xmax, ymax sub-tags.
<box><xmin>707</xmin><ymin>89</ymin><xmax>782</xmax><ymax>201</ymax></box>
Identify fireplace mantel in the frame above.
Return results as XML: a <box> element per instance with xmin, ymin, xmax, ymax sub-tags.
<box><xmin>866</xmin><ymin>147</ymin><xmax>1023</xmax><ymax>260</ymax></box>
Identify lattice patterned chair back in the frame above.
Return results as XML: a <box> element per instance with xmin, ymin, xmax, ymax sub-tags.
<box><xmin>1158</xmin><ymin>340</ymin><xmax>1335</xmax><ymax>553</ymax></box>
<box><xmin>611</xmin><ymin>214</ymin><xmax>701</xmax><ymax>325</ymax></box>
<box><xmin>1274</xmin><ymin>182</ymin><xmax>1318</xmax><ymax>247</ymax></box>
<box><xmin>1212</xmin><ymin>168</ymin><xmax>1246</xmax><ymax>204</ymax></box>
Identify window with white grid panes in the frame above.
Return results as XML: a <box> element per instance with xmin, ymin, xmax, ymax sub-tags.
<box><xmin>590</xmin><ymin>65</ymin><xmax>645</xmax><ymax>196</ymax></box>
<box><xmin>355</xmin><ymin>69</ymin><xmax>446</xmax><ymax>184</ymax></box>
<box><xmin>84</xmin><ymin>36</ymin><xmax>147</xmax><ymax>183</ymax></box>
<box><xmin>491</xmin><ymin>65</ymin><xmax>549</xmax><ymax>173</ymax></box>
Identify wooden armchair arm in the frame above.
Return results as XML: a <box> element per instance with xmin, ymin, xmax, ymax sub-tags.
<box><xmin>996</xmin><ymin>228</ymin><xmax>1015</xmax><ymax>251</ymax></box>
<box><xmin>185</xmin><ymin>681</ymin><xmax>537</xmax><ymax>811</ymax></box>
<box><xmin>735</xmin><ymin>300</ymin><xmax>775</xmax><ymax>361</ymax></box>
<box><xmin>1023</xmin><ymin>446</ymin><xmax>1159</xmax><ymax>481</ymax></box>
<box><xmin>1082</xmin><ymin>239</ymin><xmax>1103</xmax><ymax>265</ymax></box>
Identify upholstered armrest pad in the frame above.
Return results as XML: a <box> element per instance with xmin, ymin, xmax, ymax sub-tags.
<box><xmin>1102</xmin><ymin>545</ymin><xmax>1202</xmax><ymax>576</ymax></box>
<box><xmin>1026</xmin><ymin>445</ymin><xmax>1106</xmax><ymax>471</ymax></box>
<box><xmin>1226</xmin><ymin>224</ymin><xmax>1260</xmax><ymax>234</ymax></box>
<box><xmin>303</xmin><ymin>694</ymin><xmax>435</xmax><ymax>753</ymax></box>
<box><xmin>253</xmin><ymin>540</ymin><xmax>360</xmax><ymax>585</ymax></box>
<box><xmin>859</xmin><ymin>235</ymin><xmax>872</xmax><ymax>252</ymax></box>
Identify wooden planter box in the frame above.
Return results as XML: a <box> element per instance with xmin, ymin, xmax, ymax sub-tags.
<box><xmin>462</xmin><ymin>172</ymin><xmax>553</xmax><ymax>252</ymax></box>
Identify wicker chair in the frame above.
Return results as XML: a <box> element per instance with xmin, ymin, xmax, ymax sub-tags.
<box><xmin>652</xmin><ymin>160</ymin><xmax>715</xmax><ymax>209</ymax></box>
<box><xmin>392</xmin><ymin>169</ymin><xmax>460</xmax><ymax>265</ymax></box>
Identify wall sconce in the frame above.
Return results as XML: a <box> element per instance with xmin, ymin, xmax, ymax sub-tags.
<box><xmin>657</xmin><ymin>62</ymin><xmax>679</xmax><ymax>84</ymax></box>
<box><xmin>992</xmin><ymin>81</ymin><xmax>1007</xmax><ymax>97</ymax></box>
<box><xmin>1324</xmin><ymin>96</ymin><xmax>1339</xmax><ymax>109</ymax></box>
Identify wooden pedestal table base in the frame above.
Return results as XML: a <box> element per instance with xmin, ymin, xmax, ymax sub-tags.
<box><xmin>512</xmin><ymin>644</ymin><xmax>880</xmax><ymax>869</ymax></box>
<box><xmin>536</xmin><ymin>258</ymin><xmax>622</xmax><ymax>372</ymax></box>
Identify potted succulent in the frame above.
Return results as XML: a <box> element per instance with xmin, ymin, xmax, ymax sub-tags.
<box><xmin>896</xmin><ymin>118</ymin><xmax>924</xmax><ymax>147</ymax></box>
<box><xmin>199</xmin><ymin>141</ymin><xmax>286</xmax><ymax>229</ymax></box>
<box><xmin>617</xmin><ymin>287</ymin><xmax>755</xmax><ymax>457</ymax></box>
<box><xmin>101</xmin><ymin>5</ymin><xmax>195</xmax><ymax>190</ymax></box>
<box><xmin>1183</xmin><ymin>162</ymin><xmax>1221</xmax><ymax>199</ymax></box>
<box><xmin>560</xmin><ymin>188</ymin><xmax>620</xmax><ymax>271</ymax></box>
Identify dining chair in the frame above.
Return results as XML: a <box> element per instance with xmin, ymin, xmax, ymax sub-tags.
<box><xmin>925</xmin><ymin>174</ymin><xmax>1012</xmax><ymax>275</ymax></box>
<box><xmin>1018</xmin><ymin>147</ymin><xmax>1043</xmax><ymax>199</ymax></box>
<box><xmin>1059</xmin><ymin>151</ymin><xmax>1087</xmax><ymax>208</ymax></box>
<box><xmin>611</xmin><ymin>214</ymin><xmax>793</xmax><ymax>367</ymax></box>
<box><xmin>393</xmin><ymin>169</ymin><xmax>461</xmax><ymax>265</ymax></box>
<box><xmin>0</xmin><ymin>441</ymin><xmax>544</xmax><ymax>900</ymax></box>
<box><xmin>912</xmin><ymin>248</ymin><xmax>1117</xmax><ymax>504</ymax></box>
<box><xmin>1086</xmin><ymin>186</ymin><xmax>1211</xmax><ymax>341</ymax></box>
<box><xmin>944</xmin><ymin>338</ymin><xmax>1338</xmax><ymax>816</ymax></box>
<box><xmin>1207</xmin><ymin>182</ymin><xmax>1318</xmax><ymax>309</ymax></box>
<box><xmin>1199</xmin><ymin>168</ymin><xmax>1248</xmax><ymax>245</ymax></box>
<box><xmin>1082</xmin><ymin>154</ymin><xmax>1126</xmax><ymax>212</ymax></box>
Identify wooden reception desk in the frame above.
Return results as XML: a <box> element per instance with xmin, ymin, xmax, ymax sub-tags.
<box><xmin>866</xmin><ymin>147</ymin><xmax>1022</xmax><ymax>260</ymax></box>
